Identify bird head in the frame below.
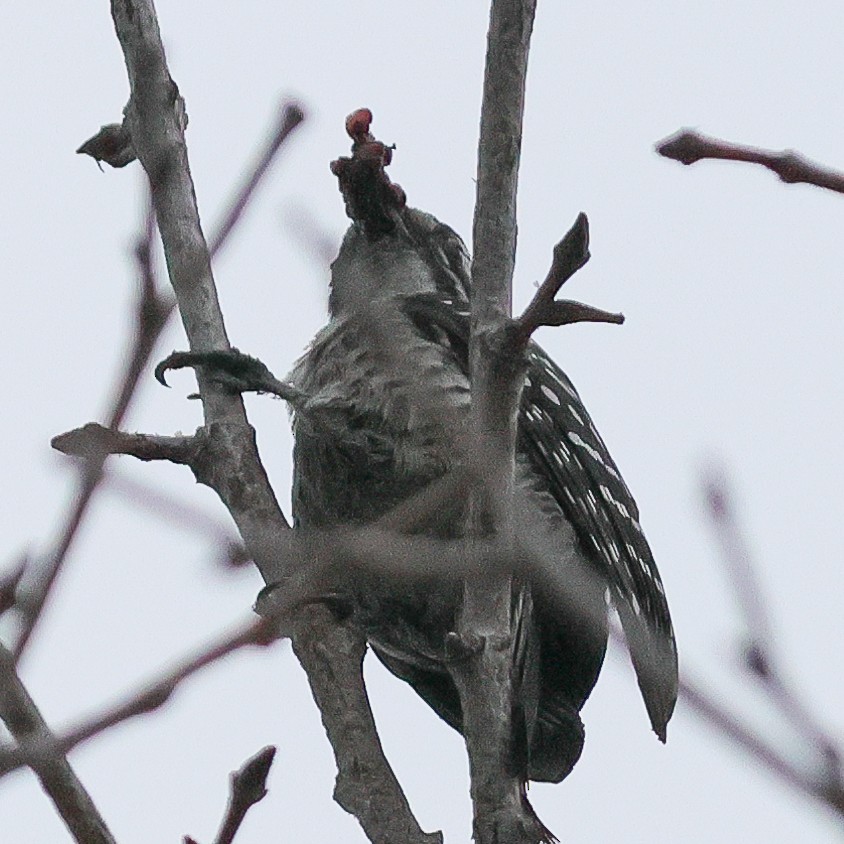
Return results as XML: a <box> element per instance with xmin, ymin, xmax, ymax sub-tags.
<box><xmin>327</xmin><ymin>109</ymin><xmax>470</xmax><ymax>316</ymax></box>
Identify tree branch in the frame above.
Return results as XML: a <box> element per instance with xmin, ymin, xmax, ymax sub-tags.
<box><xmin>52</xmin><ymin>422</ymin><xmax>198</xmax><ymax>464</ymax></box>
<box><xmin>511</xmin><ymin>212</ymin><xmax>622</xmax><ymax>347</ymax></box>
<box><xmin>450</xmin><ymin>2</ymin><xmax>548</xmax><ymax>842</ymax></box>
<box><xmin>292</xmin><ymin>607</ymin><xmax>442</xmax><ymax>844</ymax></box>
<box><xmin>101</xmin><ymin>4</ymin><xmax>437</xmax><ymax>841</ymax></box>
<box><xmin>186</xmin><ymin>746</ymin><xmax>278</xmax><ymax>844</ymax></box>
<box><xmin>207</xmin><ymin>103</ymin><xmax>305</xmax><ymax>260</ymax></box>
<box><xmin>0</xmin><ymin>644</ymin><xmax>117</xmax><ymax>844</ymax></box>
<box><xmin>701</xmin><ymin>470</ymin><xmax>844</xmax><ymax>796</ymax></box>
<box><xmin>656</xmin><ymin>128</ymin><xmax>844</xmax><ymax>195</ymax></box>
<box><xmin>14</xmin><ymin>195</ymin><xmax>173</xmax><ymax>660</ymax></box>
<box><xmin>677</xmin><ymin>669</ymin><xmax>844</xmax><ymax>817</ymax></box>
<box><xmin>0</xmin><ymin>619</ymin><xmax>277</xmax><ymax>782</ymax></box>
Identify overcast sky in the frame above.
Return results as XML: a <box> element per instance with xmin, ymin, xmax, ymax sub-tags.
<box><xmin>2</xmin><ymin>2</ymin><xmax>844</xmax><ymax>842</ymax></box>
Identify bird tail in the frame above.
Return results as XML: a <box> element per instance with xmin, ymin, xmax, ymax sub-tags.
<box><xmin>520</xmin><ymin>779</ymin><xmax>559</xmax><ymax>844</ymax></box>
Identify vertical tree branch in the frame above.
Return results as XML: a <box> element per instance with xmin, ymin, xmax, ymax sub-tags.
<box><xmin>292</xmin><ymin>607</ymin><xmax>442</xmax><ymax>844</ymax></box>
<box><xmin>106</xmin><ymin>3</ymin><xmax>435</xmax><ymax>842</ymax></box>
<box><xmin>471</xmin><ymin>0</ymin><xmax>535</xmax><ymax>329</ymax></box>
<box><xmin>450</xmin><ymin>2</ymin><xmax>541</xmax><ymax>843</ymax></box>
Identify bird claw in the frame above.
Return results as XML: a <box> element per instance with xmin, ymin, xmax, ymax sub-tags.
<box><xmin>154</xmin><ymin>348</ymin><xmax>303</xmax><ymax>405</ymax></box>
<box><xmin>255</xmin><ymin>582</ymin><xmax>354</xmax><ymax>622</ymax></box>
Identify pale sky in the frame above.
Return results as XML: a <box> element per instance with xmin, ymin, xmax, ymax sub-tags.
<box><xmin>2</xmin><ymin>2</ymin><xmax>844</xmax><ymax>842</ymax></box>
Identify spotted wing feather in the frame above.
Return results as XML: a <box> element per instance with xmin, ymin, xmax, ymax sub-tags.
<box><xmin>521</xmin><ymin>346</ymin><xmax>677</xmax><ymax>738</ymax></box>
<box><xmin>401</xmin><ymin>292</ymin><xmax>678</xmax><ymax>739</ymax></box>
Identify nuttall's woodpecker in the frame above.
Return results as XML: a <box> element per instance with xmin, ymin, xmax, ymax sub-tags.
<box><xmin>154</xmin><ymin>109</ymin><xmax>679</xmax><ymax>792</ymax></box>
<box><xmin>288</xmin><ymin>109</ymin><xmax>678</xmax><ymax>784</ymax></box>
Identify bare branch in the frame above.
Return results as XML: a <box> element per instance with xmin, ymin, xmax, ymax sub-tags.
<box><xmin>512</xmin><ymin>213</ymin><xmax>623</xmax><ymax>346</ymax></box>
<box><xmin>14</xmin><ymin>196</ymin><xmax>174</xmax><ymax>661</ymax></box>
<box><xmin>291</xmin><ymin>606</ymin><xmax>443</xmax><ymax>844</ymax></box>
<box><xmin>702</xmin><ymin>469</ymin><xmax>775</xmax><ymax>661</ymax></box>
<box><xmin>702</xmin><ymin>470</ymin><xmax>843</xmax><ymax>784</ymax></box>
<box><xmin>0</xmin><ymin>643</ymin><xmax>117</xmax><ymax>844</ymax></box>
<box><xmin>656</xmin><ymin>128</ymin><xmax>844</xmax><ymax>195</ymax></box>
<box><xmin>0</xmin><ymin>619</ymin><xmax>278</xmax><ymax>781</ymax></box>
<box><xmin>210</xmin><ymin>746</ymin><xmax>277</xmax><ymax>844</ymax></box>
<box><xmin>109</xmin><ymin>0</ymin><xmax>289</xmax><ymax>568</ymax></box>
<box><xmin>104</xmin><ymin>4</ymin><xmax>436</xmax><ymax>841</ymax></box>
<box><xmin>678</xmin><ymin>669</ymin><xmax>844</xmax><ymax>817</ymax></box>
<box><xmin>451</xmin><ymin>1</ymin><xmax>550</xmax><ymax>842</ymax></box>
<box><xmin>77</xmin><ymin>95</ymin><xmax>187</xmax><ymax>170</ymax></box>
<box><xmin>52</xmin><ymin>422</ymin><xmax>197</xmax><ymax>464</ymax></box>
<box><xmin>470</xmin><ymin>0</ymin><xmax>536</xmax><ymax>324</ymax></box>
<box><xmin>208</xmin><ymin>102</ymin><xmax>305</xmax><ymax>260</ymax></box>
<box><xmin>184</xmin><ymin>746</ymin><xmax>277</xmax><ymax>844</ymax></box>
<box><xmin>46</xmin><ymin>87</ymin><xmax>304</xmax><ymax>662</ymax></box>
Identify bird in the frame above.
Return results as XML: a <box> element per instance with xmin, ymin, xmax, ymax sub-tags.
<box><xmin>287</xmin><ymin>107</ymin><xmax>679</xmax><ymax>793</ymax></box>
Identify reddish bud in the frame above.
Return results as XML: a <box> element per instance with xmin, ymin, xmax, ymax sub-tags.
<box><xmin>345</xmin><ymin>108</ymin><xmax>373</xmax><ymax>140</ymax></box>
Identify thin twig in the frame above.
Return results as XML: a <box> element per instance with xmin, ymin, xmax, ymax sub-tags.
<box><xmin>0</xmin><ymin>619</ymin><xmax>278</xmax><ymax>781</ymax></box>
<box><xmin>208</xmin><ymin>102</ymin><xmax>305</xmax><ymax>260</ymax></box>
<box><xmin>703</xmin><ymin>469</ymin><xmax>843</xmax><ymax>783</ymax></box>
<box><xmin>512</xmin><ymin>213</ymin><xmax>623</xmax><ymax>347</ymax></box>
<box><xmin>0</xmin><ymin>643</ymin><xmax>117</xmax><ymax>844</ymax></box>
<box><xmin>656</xmin><ymin>128</ymin><xmax>844</xmax><ymax>195</ymax></box>
<box><xmin>14</xmin><ymin>195</ymin><xmax>172</xmax><ymax>661</ymax></box>
<box><xmin>702</xmin><ymin>469</ymin><xmax>774</xmax><ymax>660</ymax></box>
<box><xmin>205</xmin><ymin>746</ymin><xmax>277</xmax><ymax>844</ymax></box>
<box><xmin>678</xmin><ymin>668</ymin><xmax>844</xmax><ymax>817</ymax></box>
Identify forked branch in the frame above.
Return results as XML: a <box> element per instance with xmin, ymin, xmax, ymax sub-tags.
<box><xmin>512</xmin><ymin>212</ymin><xmax>623</xmax><ymax>349</ymax></box>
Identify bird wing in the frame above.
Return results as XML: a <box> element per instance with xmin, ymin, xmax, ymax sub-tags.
<box><xmin>400</xmin><ymin>292</ymin><xmax>678</xmax><ymax>740</ymax></box>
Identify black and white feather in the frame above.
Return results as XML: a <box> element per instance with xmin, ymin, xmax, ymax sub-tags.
<box><xmin>401</xmin><ymin>289</ymin><xmax>677</xmax><ymax>739</ymax></box>
<box><xmin>290</xmin><ymin>206</ymin><xmax>678</xmax><ymax>786</ymax></box>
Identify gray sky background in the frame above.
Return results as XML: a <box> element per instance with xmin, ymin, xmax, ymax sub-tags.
<box><xmin>2</xmin><ymin>2</ymin><xmax>843</xmax><ymax>841</ymax></box>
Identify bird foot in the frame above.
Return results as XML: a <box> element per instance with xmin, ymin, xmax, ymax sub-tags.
<box><xmin>256</xmin><ymin>582</ymin><xmax>354</xmax><ymax>622</ymax></box>
<box><xmin>154</xmin><ymin>348</ymin><xmax>304</xmax><ymax>405</ymax></box>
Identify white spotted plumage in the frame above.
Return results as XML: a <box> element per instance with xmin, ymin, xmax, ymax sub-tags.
<box><xmin>400</xmin><ymin>286</ymin><xmax>678</xmax><ymax>739</ymax></box>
